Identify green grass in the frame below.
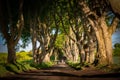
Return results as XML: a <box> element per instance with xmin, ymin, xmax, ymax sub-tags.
<box><xmin>0</xmin><ymin>53</ymin><xmax>7</xmax><ymax>63</ymax></box>
<box><xmin>0</xmin><ymin>62</ymin><xmax>36</xmax><ymax>77</ymax></box>
<box><xmin>113</xmin><ymin>48</ymin><xmax>120</xmax><ymax>56</ymax></box>
<box><xmin>67</xmin><ymin>61</ymin><xmax>82</xmax><ymax>70</ymax></box>
<box><xmin>0</xmin><ymin>51</ymin><xmax>55</xmax><ymax>77</ymax></box>
<box><xmin>0</xmin><ymin>52</ymin><xmax>36</xmax><ymax>77</ymax></box>
<box><xmin>16</xmin><ymin>51</ymin><xmax>32</xmax><ymax>61</ymax></box>
<box><xmin>0</xmin><ymin>63</ymin><xmax>11</xmax><ymax>77</ymax></box>
<box><xmin>113</xmin><ymin>43</ymin><xmax>120</xmax><ymax>56</ymax></box>
<box><xmin>0</xmin><ymin>51</ymin><xmax>32</xmax><ymax>63</ymax></box>
<box><xmin>30</xmin><ymin>62</ymin><xmax>54</xmax><ymax>69</ymax></box>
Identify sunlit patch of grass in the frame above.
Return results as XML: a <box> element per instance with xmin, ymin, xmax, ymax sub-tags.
<box><xmin>30</xmin><ymin>62</ymin><xmax>54</xmax><ymax>69</ymax></box>
<box><xmin>5</xmin><ymin>62</ymin><xmax>36</xmax><ymax>73</ymax></box>
<box><xmin>113</xmin><ymin>48</ymin><xmax>120</xmax><ymax>56</ymax></box>
<box><xmin>0</xmin><ymin>52</ymin><xmax>36</xmax><ymax>77</ymax></box>
<box><xmin>5</xmin><ymin>63</ymin><xmax>22</xmax><ymax>74</ymax></box>
<box><xmin>0</xmin><ymin>51</ymin><xmax>55</xmax><ymax>77</ymax></box>
<box><xmin>16</xmin><ymin>51</ymin><xmax>32</xmax><ymax>62</ymax></box>
<box><xmin>67</xmin><ymin>61</ymin><xmax>82</xmax><ymax>70</ymax></box>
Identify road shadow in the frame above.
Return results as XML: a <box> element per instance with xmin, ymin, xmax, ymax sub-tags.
<box><xmin>17</xmin><ymin>70</ymin><xmax>80</xmax><ymax>77</ymax></box>
<box><xmin>81</xmin><ymin>72</ymin><xmax>120</xmax><ymax>78</ymax></box>
<box><xmin>1</xmin><ymin>70</ymin><xmax>120</xmax><ymax>80</ymax></box>
<box><xmin>1</xmin><ymin>64</ymin><xmax>120</xmax><ymax>80</ymax></box>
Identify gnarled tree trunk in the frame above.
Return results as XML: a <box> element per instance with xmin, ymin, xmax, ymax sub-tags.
<box><xmin>0</xmin><ymin>0</ymin><xmax>24</xmax><ymax>64</ymax></box>
<box><xmin>79</xmin><ymin>0</ymin><xmax>119</xmax><ymax>65</ymax></box>
<box><xmin>30</xmin><ymin>19</ymin><xmax>37</xmax><ymax>63</ymax></box>
<box><xmin>7</xmin><ymin>40</ymin><xmax>16</xmax><ymax>63</ymax></box>
<box><xmin>91</xmin><ymin>17</ymin><xmax>119</xmax><ymax>65</ymax></box>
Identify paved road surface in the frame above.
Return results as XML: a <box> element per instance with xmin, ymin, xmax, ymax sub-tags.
<box><xmin>0</xmin><ymin>63</ymin><xmax>120</xmax><ymax>80</ymax></box>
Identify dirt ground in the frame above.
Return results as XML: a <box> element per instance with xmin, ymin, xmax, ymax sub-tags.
<box><xmin>0</xmin><ymin>64</ymin><xmax>120</xmax><ymax>80</ymax></box>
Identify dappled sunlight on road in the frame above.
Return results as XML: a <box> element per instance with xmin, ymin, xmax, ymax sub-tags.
<box><xmin>1</xmin><ymin>63</ymin><xmax>120</xmax><ymax>80</ymax></box>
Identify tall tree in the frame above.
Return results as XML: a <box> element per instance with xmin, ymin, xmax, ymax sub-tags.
<box><xmin>78</xmin><ymin>0</ymin><xmax>119</xmax><ymax>65</ymax></box>
<box><xmin>0</xmin><ymin>0</ymin><xmax>24</xmax><ymax>63</ymax></box>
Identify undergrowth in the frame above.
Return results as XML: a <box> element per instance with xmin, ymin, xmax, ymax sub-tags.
<box><xmin>67</xmin><ymin>61</ymin><xmax>82</xmax><ymax>70</ymax></box>
<box><xmin>0</xmin><ymin>52</ymin><xmax>54</xmax><ymax>77</ymax></box>
<box><xmin>30</xmin><ymin>62</ymin><xmax>54</xmax><ymax>69</ymax></box>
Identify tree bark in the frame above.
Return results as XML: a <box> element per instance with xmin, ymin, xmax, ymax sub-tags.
<box><xmin>78</xmin><ymin>0</ymin><xmax>119</xmax><ymax>65</ymax></box>
<box><xmin>0</xmin><ymin>0</ymin><xmax>24</xmax><ymax>64</ymax></box>
<box><xmin>91</xmin><ymin>17</ymin><xmax>119</xmax><ymax>65</ymax></box>
<box><xmin>89</xmin><ymin>39</ymin><xmax>96</xmax><ymax>64</ymax></box>
<box><xmin>7</xmin><ymin>40</ymin><xmax>16</xmax><ymax>63</ymax></box>
<box><xmin>95</xmin><ymin>29</ymin><xmax>108</xmax><ymax>65</ymax></box>
<box><xmin>109</xmin><ymin>0</ymin><xmax>120</xmax><ymax>15</ymax></box>
<box><xmin>43</xmin><ymin>53</ymin><xmax>50</xmax><ymax>62</ymax></box>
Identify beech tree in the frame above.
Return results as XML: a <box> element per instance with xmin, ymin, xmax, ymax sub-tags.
<box><xmin>0</xmin><ymin>0</ymin><xmax>24</xmax><ymax>63</ymax></box>
<box><xmin>78</xmin><ymin>0</ymin><xmax>119</xmax><ymax>65</ymax></box>
<box><xmin>23</xmin><ymin>0</ymin><xmax>55</xmax><ymax>63</ymax></box>
<box><xmin>1</xmin><ymin>0</ymin><xmax>119</xmax><ymax>65</ymax></box>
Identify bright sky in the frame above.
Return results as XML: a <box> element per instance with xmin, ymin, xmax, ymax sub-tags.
<box><xmin>0</xmin><ymin>36</ymin><xmax>40</xmax><ymax>52</ymax></box>
<box><xmin>18</xmin><ymin>40</ymin><xmax>40</xmax><ymax>52</ymax></box>
<box><xmin>19</xmin><ymin>40</ymin><xmax>32</xmax><ymax>51</ymax></box>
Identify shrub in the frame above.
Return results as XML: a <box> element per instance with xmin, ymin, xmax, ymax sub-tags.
<box><xmin>30</xmin><ymin>62</ymin><xmax>54</xmax><ymax>69</ymax></box>
<box><xmin>0</xmin><ymin>53</ymin><xmax>7</xmax><ymax>63</ymax></box>
<box><xmin>113</xmin><ymin>43</ymin><xmax>120</xmax><ymax>56</ymax></box>
<box><xmin>5</xmin><ymin>63</ymin><xmax>22</xmax><ymax>74</ymax></box>
<box><xmin>5</xmin><ymin>62</ymin><xmax>35</xmax><ymax>74</ymax></box>
<box><xmin>67</xmin><ymin>61</ymin><xmax>82</xmax><ymax>70</ymax></box>
<box><xmin>0</xmin><ymin>52</ymin><xmax>36</xmax><ymax>77</ymax></box>
<box><xmin>17</xmin><ymin>51</ymin><xmax>32</xmax><ymax>61</ymax></box>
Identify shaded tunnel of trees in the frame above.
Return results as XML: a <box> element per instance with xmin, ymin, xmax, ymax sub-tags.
<box><xmin>0</xmin><ymin>0</ymin><xmax>120</xmax><ymax>67</ymax></box>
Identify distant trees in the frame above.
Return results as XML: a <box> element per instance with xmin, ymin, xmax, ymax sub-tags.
<box><xmin>23</xmin><ymin>0</ymin><xmax>60</xmax><ymax>63</ymax></box>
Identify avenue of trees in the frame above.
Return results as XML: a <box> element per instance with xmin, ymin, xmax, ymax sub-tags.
<box><xmin>0</xmin><ymin>0</ymin><xmax>120</xmax><ymax>66</ymax></box>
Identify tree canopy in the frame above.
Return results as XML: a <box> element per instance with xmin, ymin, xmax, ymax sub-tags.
<box><xmin>0</xmin><ymin>0</ymin><xmax>120</xmax><ymax>66</ymax></box>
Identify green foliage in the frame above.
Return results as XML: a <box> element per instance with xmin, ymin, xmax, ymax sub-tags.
<box><xmin>67</xmin><ymin>61</ymin><xmax>82</xmax><ymax>70</ymax></box>
<box><xmin>16</xmin><ymin>51</ymin><xmax>32</xmax><ymax>61</ymax></box>
<box><xmin>55</xmin><ymin>33</ymin><xmax>65</xmax><ymax>48</ymax></box>
<box><xmin>5</xmin><ymin>62</ymin><xmax>35</xmax><ymax>74</ymax></box>
<box><xmin>16</xmin><ymin>51</ymin><xmax>35</xmax><ymax>71</ymax></box>
<box><xmin>5</xmin><ymin>63</ymin><xmax>22</xmax><ymax>73</ymax></box>
<box><xmin>0</xmin><ymin>53</ymin><xmax>7</xmax><ymax>63</ymax></box>
<box><xmin>21</xmin><ymin>25</ymin><xmax>31</xmax><ymax>48</ymax></box>
<box><xmin>0</xmin><ymin>62</ymin><xmax>36</xmax><ymax>77</ymax></box>
<box><xmin>0</xmin><ymin>63</ymin><xmax>10</xmax><ymax>77</ymax></box>
<box><xmin>30</xmin><ymin>62</ymin><xmax>54</xmax><ymax>69</ymax></box>
<box><xmin>114</xmin><ymin>43</ymin><xmax>120</xmax><ymax>48</ymax></box>
<box><xmin>0</xmin><ymin>52</ymin><xmax>36</xmax><ymax>77</ymax></box>
<box><xmin>50</xmin><ymin>55</ymin><xmax>55</xmax><ymax>61</ymax></box>
<box><xmin>113</xmin><ymin>43</ymin><xmax>120</xmax><ymax>56</ymax></box>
